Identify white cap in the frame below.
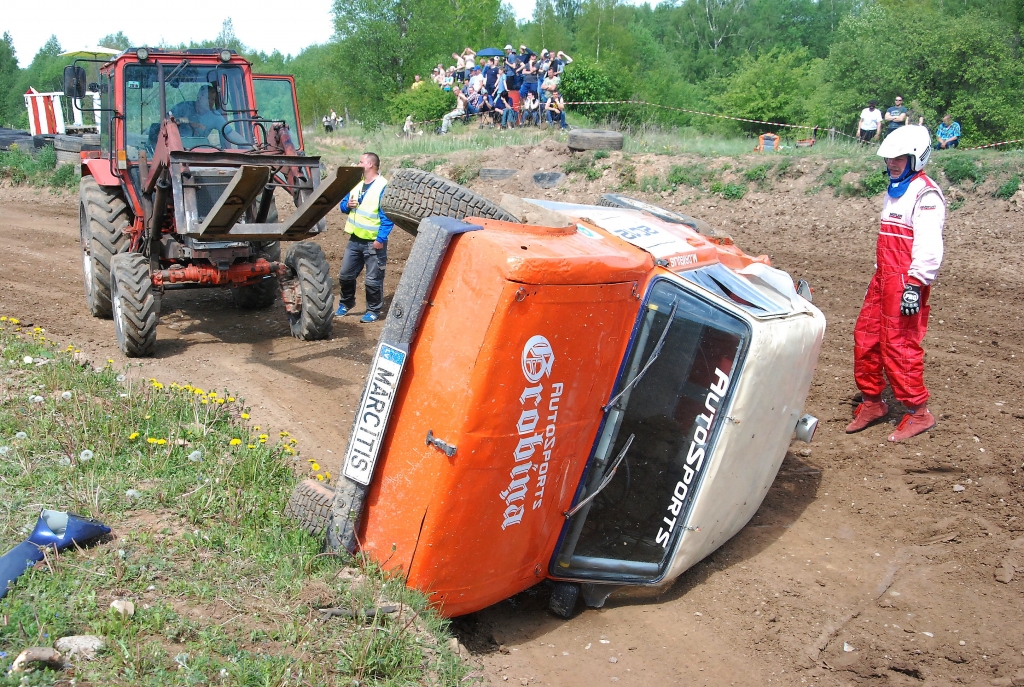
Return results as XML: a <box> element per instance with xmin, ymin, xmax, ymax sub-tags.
<box><xmin>505</xmin><ymin>44</ymin><xmax>514</xmax><ymax>50</ymax></box>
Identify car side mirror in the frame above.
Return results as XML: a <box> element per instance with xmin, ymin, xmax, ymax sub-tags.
<box><xmin>63</xmin><ymin>65</ymin><xmax>87</xmax><ymax>99</ymax></box>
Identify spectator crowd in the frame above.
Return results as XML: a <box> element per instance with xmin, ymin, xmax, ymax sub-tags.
<box><xmin>411</xmin><ymin>44</ymin><xmax>574</xmax><ymax>134</ymax></box>
<box><xmin>858</xmin><ymin>98</ymin><xmax>961</xmax><ymax>150</ymax></box>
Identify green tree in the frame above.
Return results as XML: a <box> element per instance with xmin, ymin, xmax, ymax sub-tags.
<box><xmin>714</xmin><ymin>47</ymin><xmax>821</xmax><ymax>130</ymax></box>
<box><xmin>0</xmin><ymin>33</ymin><xmax>20</xmax><ymax>127</ymax></box>
<box><xmin>98</xmin><ymin>32</ymin><xmax>132</xmax><ymax>51</ymax></box>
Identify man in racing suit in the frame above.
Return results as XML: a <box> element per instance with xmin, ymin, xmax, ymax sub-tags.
<box><xmin>846</xmin><ymin>125</ymin><xmax>945</xmax><ymax>442</ymax></box>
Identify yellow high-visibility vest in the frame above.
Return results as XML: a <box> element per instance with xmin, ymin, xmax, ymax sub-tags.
<box><xmin>345</xmin><ymin>175</ymin><xmax>388</xmax><ymax>240</ymax></box>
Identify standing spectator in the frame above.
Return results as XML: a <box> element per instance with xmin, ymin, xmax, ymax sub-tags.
<box><xmin>469</xmin><ymin>67</ymin><xmax>485</xmax><ymax>94</ymax></box>
<box><xmin>538</xmin><ymin>49</ymin><xmax>552</xmax><ymax>78</ymax></box>
<box><xmin>493</xmin><ymin>65</ymin><xmax>509</xmax><ymax>99</ymax></box>
<box><xmin>934</xmin><ymin>114</ymin><xmax>960</xmax><ymax>149</ymax></box>
<box><xmin>521</xmin><ymin>90</ymin><xmax>540</xmax><ymax>126</ymax></box>
<box><xmin>519</xmin><ymin>53</ymin><xmax>540</xmax><ymax>102</ymax></box>
<box><xmin>846</xmin><ymin>126</ymin><xmax>944</xmax><ymax>441</ymax></box>
<box><xmin>322</xmin><ymin>114</ymin><xmax>334</xmax><ymax>133</ymax></box>
<box><xmin>540</xmin><ymin>67</ymin><xmax>560</xmax><ymax>104</ymax></box>
<box><xmin>553</xmin><ymin>50</ymin><xmax>573</xmax><ymax>75</ymax></box>
<box><xmin>461</xmin><ymin>47</ymin><xmax>476</xmax><ymax>81</ymax></box>
<box><xmin>884</xmin><ymin>96</ymin><xmax>908</xmax><ymax>135</ymax></box>
<box><xmin>411</xmin><ymin>74</ymin><xmax>424</xmax><ymax>90</ymax></box>
<box><xmin>440</xmin><ymin>89</ymin><xmax>468</xmax><ymax>134</ymax></box>
<box><xmin>484</xmin><ymin>57</ymin><xmax>499</xmax><ymax>94</ymax></box>
<box><xmin>336</xmin><ymin>152</ymin><xmax>393</xmax><ymax>323</ymax></box>
<box><xmin>442</xmin><ymin>68</ymin><xmax>455</xmax><ymax>91</ymax></box>
<box><xmin>858</xmin><ymin>100</ymin><xmax>883</xmax><ymax>143</ymax></box>
<box><xmin>451</xmin><ymin>51</ymin><xmax>467</xmax><ymax>82</ymax></box>
<box><xmin>518</xmin><ymin>44</ymin><xmax>535</xmax><ymax>61</ymax></box>
<box><xmin>545</xmin><ymin>91</ymin><xmax>567</xmax><ymax>129</ymax></box>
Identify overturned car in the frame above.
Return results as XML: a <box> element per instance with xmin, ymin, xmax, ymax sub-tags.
<box><xmin>291</xmin><ymin>192</ymin><xmax>825</xmax><ymax>618</ymax></box>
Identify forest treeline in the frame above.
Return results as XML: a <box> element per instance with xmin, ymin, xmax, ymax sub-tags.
<box><xmin>2</xmin><ymin>0</ymin><xmax>1024</xmax><ymax>144</ymax></box>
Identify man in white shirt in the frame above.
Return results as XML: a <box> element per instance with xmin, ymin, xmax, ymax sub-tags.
<box><xmin>858</xmin><ymin>100</ymin><xmax>883</xmax><ymax>143</ymax></box>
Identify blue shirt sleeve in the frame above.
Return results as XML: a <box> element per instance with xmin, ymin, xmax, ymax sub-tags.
<box><xmin>339</xmin><ymin>193</ymin><xmax>350</xmax><ymax>211</ymax></box>
<box><xmin>377</xmin><ymin>207</ymin><xmax>394</xmax><ymax>242</ymax></box>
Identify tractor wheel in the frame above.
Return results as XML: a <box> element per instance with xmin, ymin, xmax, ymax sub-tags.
<box><xmin>110</xmin><ymin>253</ymin><xmax>159</xmax><ymax>357</ymax></box>
<box><xmin>285</xmin><ymin>479</ymin><xmax>335</xmax><ymax>537</ymax></box>
<box><xmin>79</xmin><ymin>176</ymin><xmax>130</xmax><ymax>317</ymax></box>
<box><xmin>548</xmin><ymin>581</ymin><xmax>581</xmax><ymax>619</ymax></box>
<box><xmin>284</xmin><ymin>242</ymin><xmax>334</xmax><ymax>340</ymax></box>
<box><xmin>232</xmin><ymin>274</ymin><xmax>280</xmax><ymax>309</ymax></box>
<box><xmin>380</xmin><ymin>168</ymin><xmax>520</xmax><ymax>234</ymax></box>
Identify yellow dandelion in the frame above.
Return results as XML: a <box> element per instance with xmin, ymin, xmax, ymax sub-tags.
<box><xmin>9</xmin><ymin>318</ymin><xmax>19</xmax><ymax>324</ymax></box>
<box><xmin>247</xmin><ymin>444</ymin><xmax>256</xmax><ymax>449</ymax></box>
<box><xmin>316</xmin><ymin>474</ymin><xmax>324</xmax><ymax>481</ymax></box>
<box><xmin>289</xmin><ymin>438</ymin><xmax>297</xmax><ymax>445</ymax></box>
<box><xmin>254</xmin><ymin>426</ymin><xmax>260</xmax><ymax>431</ymax></box>
<box><xmin>216</xmin><ymin>399</ymin><xmax>225</xmax><ymax>405</ymax></box>
<box><xmin>74</xmin><ymin>349</ymin><xmax>81</xmax><ymax>354</ymax></box>
<box><xmin>107</xmin><ymin>359</ymin><xmax>113</xmax><ymax>364</ymax></box>
<box><xmin>147</xmin><ymin>437</ymin><xmax>158</xmax><ymax>444</ymax></box>
<box><xmin>310</xmin><ymin>462</ymin><xmax>320</xmax><ymax>471</ymax></box>
<box><xmin>66</xmin><ymin>345</ymin><xmax>73</xmax><ymax>352</ymax></box>
<box><xmin>208</xmin><ymin>392</ymin><xmax>217</xmax><ymax>398</ymax></box>
<box><xmin>201</xmin><ymin>400</ymin><xmax>208</xmax><ymax>405</ymax></box>
<box><xmin>230</xmin><ymin>438</ymin><xmax>242</xmax><ymax>446</ymax></box>
<box><xmin>144</xmin><ymin>414</ymin><xmax>151</xmax><ymax>420</ymax></box>
<box><xmin>0</xmin><ymin>317</ymin><xmax>6</xmax><ymax>321</ymax></box>
<box><xmin>193</xmin><ymin>388</ymin><xmax>204</xmax><ymax>395</ymax></box>
<box><xmin>259</xmin><ymin>434</ymin><xmax>268</xmax><ymax>440</ymax></box>
<box><xmin>324</xmin><ymin>472</ymin><xmax>331</xmax><ymax>480</ymax></box>
<box><xmin>283</xmin><ymin>446</ymin><xmax>294</xmax><ymax>455</ymax></box>
<box><xmin>240</xmin><ymin>413</ymin><xmax>250</xmax><ymax>420</ymax></box>
<box><xmin>153</xmin><ymin>382</ymin><xmax>164</xmax><ymax>390</ymax></box>
<box><xmin>227</xmin><ymin>397</ymin><xmax>235</xmax><ymax>402</ymax></box>
<box><xmin>156</xmin><ymin>439</ymin><xmax>167</xmax><ymax>445</ymax></box>
<box><xmin>259</xmin><ymin>438</ymin><xmax>267</xmax><ymax>444</ymax></box>
<box><xmin>33</xmin><ymin>327</ymin><xmax>42</xmax><ymax>333</ymax></box>
<box><xmin>279</xmin><ymin>431</ymin><xmax>290</xmax><ymax>437</ymax></box>
<box><xmin>129</xmin><ymin>432</ymin><xmax>140</xmax><ymax>440</ymax></box>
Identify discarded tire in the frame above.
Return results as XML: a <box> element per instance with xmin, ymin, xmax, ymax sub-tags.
<box><xmin>54</xmin><ymin>134</ymin><xmax>83</xmax><ymax>153</ymax></box>
<box><xmin>110</xmin><ymin>253</ymin><xmax>159</xmax><ymax>357</ymax></box>
<box><xmin>56</xmin><ymin>149</ymin><xmax>80</xmax><ymax>166</ymax></box>
<box><xmin>286</xmin><ymin>479</ymin><xmax>336</xmax><ymax>537</ymax></box>
<box><xmin>79</xmin><ymin>176</ymin><xmax>130</xmax><ymax>318</ymax></box>
<box><xmin>380</xmin><ymin>168</ymin><xmax>520</xmax><ymax>234</ymax></box>
<box><xmin>597</xmin><ymin>194</ymin><xmax>714</xmax><ymax>234</ymax></box>
<box><xmin>283</xmin><ymin>242</ymin><xmax>334</xmax><ymax>340</ymax></box>
<box><xmin>567</xmin><ymin>129</ymin><xmax>624</xmax><ymax>152</ymax></box>
<box><xmin>81</xmin><ymin>133</ymin><xmax>101</xmax><ymax>147</ymax></box>
<box><xmin>478</xmin><ymin>168</ymin><xmax>518</xmax><ymax>181</ymax></box>
<box><xmin>548</xmin><ymin>581</ymin><xmax>580</xmax><ymax>619</ymax></box>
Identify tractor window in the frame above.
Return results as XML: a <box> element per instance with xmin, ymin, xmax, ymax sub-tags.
<box><xmin>100</xmin><ymin>73</ymin><xmax>111</xmax><ymax>156</ymax></box>
<box><xmin>123</xmin><ymin>64</ymin><xmax>253</xmax><ymax>160</ymax></box>
<box><xmin>552</xmin><ymin>278</ymin><xmax>749</xmax><ymax>583</ymax></box>
<box><xmin>253</xmin><ymin>76</ymin><xmax>302</xmax><ymax>149</ymax></box>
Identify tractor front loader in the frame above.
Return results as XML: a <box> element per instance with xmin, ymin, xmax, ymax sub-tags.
<box><xmin>65</xmin><ymin>48</ymin><xmax>358</xmax><ymax>356</ymax></box>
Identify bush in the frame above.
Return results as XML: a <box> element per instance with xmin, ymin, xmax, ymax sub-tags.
<box><xmin>560</xmin><ymin>61</ymin><xmax>621</xmax><ymax>121</ymax></box>
<box><xmin>618</xmin><ymin>164</ymin><xmax>637</xmax><ymax>189</ymax></box>
<box><xmin>862</xmin><ymin>169</ymin><xmax>889</xmax><ymax>196</ymax></box>
<box><xmin>385</xmin><ymin>86</ymin><xmax>456</xmax><ymax>126</ymax></box>
<box><xmin>563</xmin><ymin>154</ymin><xmax>603</xmax><ymax>181</ymax></box>
<box><xmin>994</xmin><ymin>174</ymin><xmax>1020</xmax><ymax>199</ymax></box>
<box><xmin>942</xmin><ymin>155</ymin><xmax>986</xmax><ymax>184</ymax></box>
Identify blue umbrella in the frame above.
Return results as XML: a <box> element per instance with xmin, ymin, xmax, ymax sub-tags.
<box><xmin>476</xmin><ymin>48</ymin><xmax>505</xmax><ymax>58</ymax></box>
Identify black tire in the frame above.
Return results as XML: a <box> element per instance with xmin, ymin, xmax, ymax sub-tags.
<box><xmin>80</xmin><ymin>176</ymin><xmax>130</xmax><ymax>318</ymax></box>
<box><xmin>548</xmin><ymin>582</ymin><xmax>581</xmax><ymax>619</ymax></box>
<box><xmin>54</xmin><ymin>134</ymin><xmax>83</xmax><ymax>152</ymax></box>
<box><xmin>110</xmin><ymin>253</ymin><xmax>159</xmax><ymax>357</ymax></box>
<box><xmin>567</xmin><ymin>129</ymin><xmax>624</xmax><ymax>152</ymax></box>
<box><xmin>81</xmin><ymin>133</ymin><xmax>101</xmax><ymax>147</ymax></box>
<box><xmin>284</xmin><ymin>242</ymin><xmax>334</xmax><ymax>340</ymax></box>
<box><xmin>478</xmin><ymin>168</ymin><xmax>517</xmax><ymax>181</ymax></box>
<box><xmin>285</xmin><ymin>479</ymin><xmax>335</xmax><ymax>537</ymax></box>
<box><xmin>380</xmin><ymin>168</ymin><xmax>520</xmax><ymax>234</ymax></box>
<box><xmin>56</xmin><ymin>149</ymin><xmax>80</xmax><ymax>165</ymax></box>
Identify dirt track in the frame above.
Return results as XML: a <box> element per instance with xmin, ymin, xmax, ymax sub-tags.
<box><xmin>1</xmin><ymin>149</ymin><xmax>1022</xmax><ymax>686</ymax></box>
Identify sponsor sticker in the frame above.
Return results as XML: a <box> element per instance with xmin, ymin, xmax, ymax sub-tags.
<box><xmin>342</xmin><ymin>343</ymin><xmax>407</xmax><ymax>485</ymax></box>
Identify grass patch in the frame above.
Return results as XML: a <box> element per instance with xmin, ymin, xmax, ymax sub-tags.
<box><xmin>618</xmin><ymin>164</ymin><xmax>637</xmax><ymax>190</ymax></box>
<box><xmin>0</xmin><ymin>145</ymin><xmax>78</xmax><ymax>190</ymax></box>
<box><xmin>709</xmin><ymin>180</ymin><xmax>747</xmax><ymax>200</ymax></box>
<box><xmin>640</xmin><ymin>175</ymin><xmax>670</xmax><ymax>193</ymax></box>
<box><xmin>743</xmin><ymin>163</ymin><xmax>773</xmax><ymax>183</ymax></box>
<box><xmin>994</xmin><ymin>174</ymin><xmax>1020</xmax><ymax>199</ymax></box>
<box><xmin>0</xmin><ymin>322</ymin><xmax>465</xmax><ymax>686</ymax></box>
<box><xmin>446</xmin><ymin>163</ymin><xmax>479</xmax><ymax>185</ymax></box>
<box><xmin>562</xmin><ymin>154</ymin><xmax>604</xmax><ymax>181</ymax></box>
<box><xmin>941</xmin><ymin>155</ymin><xmax>986</xmax><ymax>185</ymax></box>
<box><xmin>838</xmin><ymin>169</ymin><xmax>889</xmax><ymax>197</ymax></box>
<box><xmin>667</xmin><ymin>163</ymin><xmax>709</xmax><ymax>188</ymax></box>
<box><xmin>593</xmin><ymin>150</ymin><xmax>610</xmax><ymax>160</ymax></box>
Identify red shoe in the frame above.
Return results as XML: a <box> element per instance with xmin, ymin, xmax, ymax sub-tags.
<box><xmin>845</xmin><ymin>400</ymin><xmax>889</xmax><ymax>433</ymax></box>
<box><xmin>888</xmin><ymin>408</ymin><xmax>936</xmax><ymax>442</ymax></box>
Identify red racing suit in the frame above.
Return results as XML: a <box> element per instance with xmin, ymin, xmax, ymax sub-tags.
<box><xmin>853</xmin><ymin>172</ymin><xmax>945</xmax><ymax>407</ymax></box>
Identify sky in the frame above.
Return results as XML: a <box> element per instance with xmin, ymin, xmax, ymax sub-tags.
<box><xmin>3</xmin><ymin>0</ymin><xmax>542</xmax><ymax>67</ymax></box>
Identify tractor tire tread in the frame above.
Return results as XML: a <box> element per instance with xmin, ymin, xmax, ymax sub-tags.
<box><xmin>110</xmin><ymin>253</ymin><xmax>158</xmax><ymax>357</ymax></box>
<box><xmin>284</xmin><ymin>242</ymin><xmax>334</xmax><ymax>340</ymax></box>
<box><xmin>380</xmin><ymin>168</ymin><xmax>519</xmax><ymax>234</ymax></box>
<box><xmin>80</xmin><ymin>176</ymin><xmax>130</xmax><ymax>318</ymax></box>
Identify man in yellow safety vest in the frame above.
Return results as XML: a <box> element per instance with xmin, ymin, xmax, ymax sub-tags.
<box><xmin>336</xmin><ymin>152</ymin><xmax>394</xmax><ymax>323</ymax></box>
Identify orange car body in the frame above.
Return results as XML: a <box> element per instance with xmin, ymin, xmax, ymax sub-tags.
<box><xmin>347</xmin><ymin>205</ymin><xmax>822</xmax><ymax>618</ymax></box>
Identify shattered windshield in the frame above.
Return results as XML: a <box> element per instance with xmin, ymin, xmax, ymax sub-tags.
<box><xmin>123</xmin><ymin>64</ymin><xmax>252</xmax><ymax>160</ymax></box>
<box><xmin>553</xmin><ymin>278</ymin><xmax>749</xmax><ymax>582</ymax></box>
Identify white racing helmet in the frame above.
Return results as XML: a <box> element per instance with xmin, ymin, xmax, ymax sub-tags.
<box><xmin>877</xmin><ymin>125</ymin><xmax>932</xmax><ymax>171</ymax></box>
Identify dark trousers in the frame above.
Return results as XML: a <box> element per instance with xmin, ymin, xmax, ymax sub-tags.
<box><xmin>338</xmin><ymin>236</ymin><xmax>386</xmax><ymax>314</ymax></box>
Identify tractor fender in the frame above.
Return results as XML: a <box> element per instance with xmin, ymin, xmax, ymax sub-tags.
<box><xmin>82</xmin><ymin>158</ymin><xmax>119</xmax><ymax>187</ymax></box>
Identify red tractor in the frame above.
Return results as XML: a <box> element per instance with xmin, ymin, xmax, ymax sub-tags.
<box><xmin>63</xmin><ymin>48</ymin><xmax>359</xmax><ymax>356</ymax></box>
